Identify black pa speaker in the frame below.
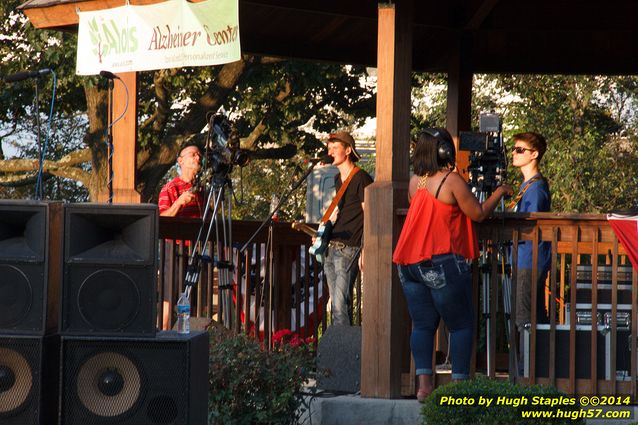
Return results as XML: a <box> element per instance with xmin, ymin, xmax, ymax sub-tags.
<box><xmin>59</xmin><ymin>331</ymin><xmax>209</xmax><ymax>425</ymax></box>
<box><xmin>317</xmin><ymin>325</ymin><xmax>361</xmax><ymax>393</ymax></box>
<box><xmin>0</xmin><ymin>335</ymin><xmax>59</xmax><ymax>424</ymax></box>
<box><xmin>61</xmin><ymin>203</ymin><xmax>158</xmax><ymax>336</ymax></box>
<box><xmin>0</xmin><ymin>201</ymin><xmax>62</xmax><ymax>335</ymax></box>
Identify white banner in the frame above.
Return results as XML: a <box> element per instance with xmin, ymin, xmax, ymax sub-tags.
<box><xmin>76</xmin><ymin>0</ymin><xmax>240</xmax><ymax>75</ymax></box>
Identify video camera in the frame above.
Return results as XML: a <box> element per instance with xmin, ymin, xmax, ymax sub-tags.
<box><xmin>191</xmin><ymin>113</ymin><xmax>250</xmax><ymax>191</ymax></box>
<box><xmin>459</xmin><ymin>112</ymin><xmax>508</xmax><ymax>198</ymax></box>
<box><xmin>207</xmin><ymin>113</ymin><xmax>250</xmax><ymax>171</ymax></box>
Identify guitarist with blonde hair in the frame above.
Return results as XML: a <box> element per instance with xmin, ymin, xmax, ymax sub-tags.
<box><xmin>319</xmin><ymin>131</ymin><xmax>373</xmax><ymax>326</ymax></box>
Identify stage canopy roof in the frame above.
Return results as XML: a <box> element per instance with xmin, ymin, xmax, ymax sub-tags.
<box><xmin>18</xmin><ymin>0</ymin><xmax>638</xmax><ymax>75</ymax></box>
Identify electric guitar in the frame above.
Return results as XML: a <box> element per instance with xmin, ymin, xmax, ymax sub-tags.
<box><xmin>291</xmin><ymin>221</ymin><xmax>332</xmax><ymax>263</ymax></box>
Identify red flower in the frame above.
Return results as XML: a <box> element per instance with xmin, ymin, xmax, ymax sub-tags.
<box><xmin>289</xmin><ymin>335</ymin><xmax>302</xmax><ymax>348</ymax></box>
<box><xmin>273</xmin><ymin>329</ymin><xmax>293</xmax><ymax>344</ymax></box>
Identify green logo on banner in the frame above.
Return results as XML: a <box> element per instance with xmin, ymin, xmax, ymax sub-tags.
<box><xmin>88</xmin><ymin>17</ymin><xmax>139</xmax><ymax>62</ymax></box>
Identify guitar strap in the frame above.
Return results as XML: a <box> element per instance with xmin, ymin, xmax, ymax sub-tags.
<box><xmin>507</xmin><ymin>175</ymin><xmax>544</xmax><ymax>210</ymax></box>
<box><xmin>320</xmin><ymin>166</ymin><xmax>360</xmax><ymax>224</ymax></box>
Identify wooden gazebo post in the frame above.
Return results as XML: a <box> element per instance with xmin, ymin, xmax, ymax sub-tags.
<box><xmin>361</xmin><ymin>0</ymin><xmax>412</xmax><ymax>398</ymax></box>
<box><xmin>95</xmin><ymin>71</ymin><xmax>141</xmax><ymax>203</ymax></box>
<box><xmin>446</xmin><ymin>38</ymin><xmax>473</xmax><ymax>181</ymax></box>
<box><xmin>111</xmin><ymin>72</ymin><xmax>140</xmax><ymax>203</ymax></box>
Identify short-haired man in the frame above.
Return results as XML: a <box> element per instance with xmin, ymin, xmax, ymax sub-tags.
<box><xmin>323</xmin><ymin>131</ymin><xmax>373</xmax><ymax>326</ymax></box>
<box><xmin>158</xmin><ymin>142</ymin><xmax>205</xmax><ymax>329</ymax></box>
<box><xmin>159</xmin><ymin>142</ymin><xmax>205</xmax><ymax>218</ymax></box>
<box><xmin>510</xmin><ymin>132</ymin><xmax>551</xmax><ymax>329</ymax></box>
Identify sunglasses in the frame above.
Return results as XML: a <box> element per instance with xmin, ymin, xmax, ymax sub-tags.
<box><xmin>511</xmin><ymin>146</ymin><xmax>535</xmax><ymax>154</ymax></box>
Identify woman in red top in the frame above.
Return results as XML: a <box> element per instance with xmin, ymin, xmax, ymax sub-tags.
<box><xmin>393</xmin><ymin>128</ymin><xmax>512</xmax><ymax>401</ymax></box>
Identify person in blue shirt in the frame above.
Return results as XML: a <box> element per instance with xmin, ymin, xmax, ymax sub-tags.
<box><xmin>510</xmin><ymin>132</ymin><xmax>551</xmax><ymax>329</ymax></box>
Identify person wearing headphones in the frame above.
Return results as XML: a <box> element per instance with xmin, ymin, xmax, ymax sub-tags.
<box><xmin>393</xmin><ymin>128</ymin><xmax>513</xmax><ymax>401</ymax></box>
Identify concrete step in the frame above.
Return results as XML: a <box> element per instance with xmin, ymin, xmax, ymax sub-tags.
<box><xmin>299</xmin><ymin>393</ymin><xmax>422</xmax><ymax>425</ymax></box>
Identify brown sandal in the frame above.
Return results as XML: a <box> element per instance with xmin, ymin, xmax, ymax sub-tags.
<box><xmin>417</xmin><ymin>387</ymin><xmax>432</xmax><ymax>402</ymax></box>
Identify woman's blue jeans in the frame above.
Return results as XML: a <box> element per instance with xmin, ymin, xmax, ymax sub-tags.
<box><xmin>397</xmin><ymin>253</ymin><xmax>474</xmax><ymax>380</ymax></box>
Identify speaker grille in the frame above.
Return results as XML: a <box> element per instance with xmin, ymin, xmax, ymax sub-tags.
<box><xmin>0</xmin><ymin>347</ymin><xmax>33</xmax><ymax>414</ymax></box>
<box><xmin>76</xmin><ymin>352</ymin><xmax>142</xmax><ymax>417</ymax></box>
<box><xmin>62</xmin><ymin>266</ymin><xmax>154</xmax><ymax>335</ymax></box>
<box><xmin>0</xmin><ymin>336</ymin><xmax>42</xmax><ymax>424</ymax></box>
<box><xmin>77</xmin><ymin>269</ymin><xmax>141</xmax><ymax>331</ymax></box>
<box><xmin>61</xmin><ymin>332</ymin><xmax>208</xmax><ymax>425</ymax></box>
<box><xmin>0</xmin><ymin>265</ymin><xmax>34</xmax><ymax>328</ymax></box>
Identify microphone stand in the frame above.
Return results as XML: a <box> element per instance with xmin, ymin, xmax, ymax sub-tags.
<box><xmin>33</xmin><ymin>81</ymin><xmax>42</xmax><ymax>200</ymax></box>
<box><xmin>239</xmin><ymin>159</ymin><xmax>322</xmax><ymax>347</ymax></box>
<box><xmin>106</xmin><ymin>78</ymin><xmax>114</xmax><ymax>204</ymax></box>
<box><xmin>101</xmin><ymin>72</ymin><xmax>129</xmax><ymax>204</ymax></box>
<box><xmin>240</xmin><ymin>160</ymin><xmax>321</xmax><ymax>253</ymax></box>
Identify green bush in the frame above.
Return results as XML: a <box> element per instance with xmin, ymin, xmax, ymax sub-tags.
<box><xmin>421</xmin><ymin>377</ymin><xmax>584</xmax><ymax>425</ymax></box>
<box><xmin>207</xmin><ymin>325</ymin><xmax>315</xmax><ymax>425</ymax></box>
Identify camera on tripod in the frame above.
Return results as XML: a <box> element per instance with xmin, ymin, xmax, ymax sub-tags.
<box><xmin>459</xmin><ymin>112</ymin><xmax>508</xmax><ymax>198</ymax></box>
<box><xmin>208</xmin><ymin>113</ymin><xmax>250</xmax><ymax>172</ymax></box>
<box><xmin>191</xmin><ymin>113</ymin><xmax>251</xmax><ymax>192</ymax></box>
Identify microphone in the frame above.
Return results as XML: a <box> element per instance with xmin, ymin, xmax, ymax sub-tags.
<box><xmin>3</xmin><ymin>68</ymin><xmax>52</xmax><ymax>83</ymax></box>
<box><xmin>99</xmin><ymin>70</ymin><xmax>119</xmax><ymax>80</ymax></box>
<box><xmin>249</xmin><ymin>144</ymin><xmax>298</xmax><ymax>160</ymax></box>
<box><xmin>308</xmin><ymin>154</ymin><xmax>333</xmax><ymax>165</ymax></box>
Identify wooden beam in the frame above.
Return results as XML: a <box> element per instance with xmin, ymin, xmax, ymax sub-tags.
<box><xmin>112</xmin><ymin>71</ymin><xmax>141</xmax><ymax>203</ymax></box>
<box><xmin>361</xmin><ymin>0</ymin><xmax>412</xmax><ymax>399</ymax></box>
<box><xmin>21</xmin><ymin>0</ymin><xmax>161</xmax><ymax>29</ymax></box>
<box><xmin>465</xmin><ymin>0</ymin><xmax>500</xmax><ymax>30</ymax></box>
<box><xmin>94</xmin><ymin>71</ymin><xmax>140</xmax><ymax>203</ymax></box>
<box><xmin>21</xmin><ymin>0</ymin><xmax>376</xmax><ymax>30</ymax></box>
<box><xmin>446</xmin><ymin>36</ymin><xmax>472</xmax><ymax>181</ymax></box>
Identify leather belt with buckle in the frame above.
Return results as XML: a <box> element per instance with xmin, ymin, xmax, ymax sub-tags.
<box><xmin>328</xmin><ymin>240</ymin><xmax>347</xmax><ymax>250</ymax></box>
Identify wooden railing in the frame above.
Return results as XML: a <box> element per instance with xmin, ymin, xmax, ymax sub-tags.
<box><xmin>475</xmin><ymin>212</ymin><xmax>637</xmax><ymax>397</ymax></box>
<box><xmin>158</xmin><ymin>213</ymin><xmax>637</xmax><ymax>397</ymax></box>
<box><xmin>158</xmin><ymin>217</ymin><xmax>363</xmax><ymax>344</ymax></box>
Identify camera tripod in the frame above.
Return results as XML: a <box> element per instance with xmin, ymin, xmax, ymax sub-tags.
<box><xmin>475</xmin><ymin>191</ymin><xmax>515</xmax><ymax>377</ymax></box>
<box><xmin>183</xmin><ymin>171</ymin><xmax>236</xmax><ymax>327</ymax></box>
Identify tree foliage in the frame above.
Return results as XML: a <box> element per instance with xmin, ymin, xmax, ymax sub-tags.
<box><xmin>490</xmin><ymin>74</ymin><xmax>638</xmax><ymax>212</ymax></box>
<box><xmin>3</xmin><ymin>0</ymin><xmax>638</xmax><ymax>215</ymax></box>
<box><xmin>412</xmin><ymin>73</ymin><xmax>638</xmax><ymax>212</ymax></box>
<box><xmin>0</xmin><ymin>2</ymin><xmax>374</xmax><ymax>220</ymax></box>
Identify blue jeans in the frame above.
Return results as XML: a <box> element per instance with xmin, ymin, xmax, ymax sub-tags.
<box><xmin>397</xmin><ymin>253</ymin><xmax>474</xmax><ymax>380</ymax></box>
<box><xmin>324</xmin><ymin>245</ymin><xmax>359</xmax><ymax>326</ymax></box>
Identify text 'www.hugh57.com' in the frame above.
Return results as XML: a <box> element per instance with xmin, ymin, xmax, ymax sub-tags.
<box><xmin>436</xmin><ymin>395</ymin><xmax>634</xmax><ymax>421</ymax></box>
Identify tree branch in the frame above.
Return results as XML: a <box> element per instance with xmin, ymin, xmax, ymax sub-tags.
<box><xmin>0</xmin><ymin>149</ymin><xmax>92</xmax><ymax>187</ymax></box>
<box><xmin>0</xmin><ymin>172</ymin><xmax>38</xmax><ymax>187</ymax></box>
<box><xmin>140</xmin><ymin>69</ymin><xmax>176</xmax><ymax>132</ymax></box>
<box><xmin>243</xmin><ymin>80</ymin><xmax>292</xmax><ymax>150</ymax></box>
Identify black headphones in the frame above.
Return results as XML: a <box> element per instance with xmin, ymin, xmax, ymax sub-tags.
<box><xmin>422</xmin><ymin>128</ymin><xmax>455</xmax><ymax>165</ymax></box>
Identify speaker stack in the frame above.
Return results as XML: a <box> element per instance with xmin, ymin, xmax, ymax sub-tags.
<box><xmin>0</xmin><ymin>202</ymin><xmax>209</xmax><ymax>425</ymax></box>
<box><xmin>0</xmin><ymin>200</ymin><xmax>62</xmax><ymax>424</ymax></box>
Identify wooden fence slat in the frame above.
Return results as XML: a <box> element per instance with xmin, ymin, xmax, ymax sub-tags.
<box><xmin>157</xmin><ymin>216</ymin><xmax>637</xmax><ymax>396</ymax></box>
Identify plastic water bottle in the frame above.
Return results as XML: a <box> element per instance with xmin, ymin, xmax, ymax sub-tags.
<box><xmin>176</xmin><ymin>291</ymin><xmax>191</xmax><ymax>334</ymax></box>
